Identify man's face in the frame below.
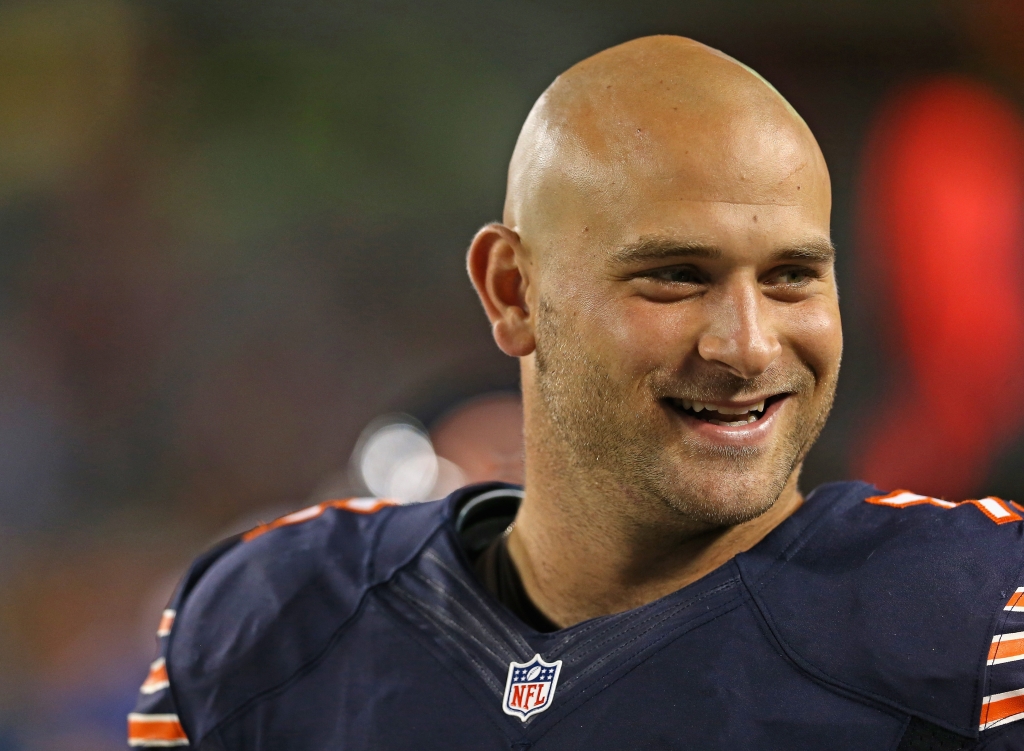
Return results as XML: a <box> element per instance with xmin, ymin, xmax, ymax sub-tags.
<box><xmin>528</xmin><ymin>139</ymin><xmax>841</xmax><ymax>527</ymax></box>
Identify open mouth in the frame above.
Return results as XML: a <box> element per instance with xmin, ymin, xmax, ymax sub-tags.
<box><xmin>665</xmin><ymin>394</ymin><xmax>788</xmax><ymax>427</ymax></box>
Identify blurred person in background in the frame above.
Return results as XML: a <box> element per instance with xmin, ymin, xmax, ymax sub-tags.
<box><xmin>125</xmin><ymin>36</ymin><xmax>1024</xmax><ymax>750</ymax></box>
<box><xmin>431</xmin><ymin>391</ymin><xmax>524</xmax><ymax>486</ymax></box>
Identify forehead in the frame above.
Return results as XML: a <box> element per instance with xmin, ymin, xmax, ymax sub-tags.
<box><xmin>538</xmin><ymin>110</ymin><xmax>829</xmax><ymax>256</ymax></box>
<box><xmin>549</xmin><ymin>146</ymin><xmax>831</xmax><ymax>266</ymax></box>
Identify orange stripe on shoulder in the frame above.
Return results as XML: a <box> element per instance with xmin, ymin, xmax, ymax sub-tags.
<box><xmin>243</xmin><ymin>497</ymin><xmax>397</xmax><ymax>542</ymax></box>
<box><xmin>127</xmin><ymin>713</ymin><xmax>189</xmax><ymax>746</ymax></box>
<box><xmin>865</xmin><ymin>490</ymin><xmax>1023</xmax><ymax>526</ymax></box>
<box><xmin>864</xmin><ymin>490</ymin><xmax>956</xmax><ymax>509</ymax></box>
<box><xmin>324</xmin><ymin>498</ymin><xmax>396</xmax><ymax>514</ymax></box>
<box><xmin>966</xmin><ymin>497</ymin><xmax>1022</xmax><ymax>525</ymax></box>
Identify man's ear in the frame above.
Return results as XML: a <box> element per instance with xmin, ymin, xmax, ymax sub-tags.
<box><xmin>467</xmin><ymin>223</ymin><xmax>535</xmax><ymax>357</ymax></box>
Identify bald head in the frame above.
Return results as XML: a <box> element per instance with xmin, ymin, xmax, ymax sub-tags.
<box><xmin>467</xmin><ymin>35</ymin><xmax>842</xmax><ymax>565</ymax></box>
<box><xmin>504</xmin><ymin>36</ymin><xmax>830</xmax><ymax>249</ymax></box>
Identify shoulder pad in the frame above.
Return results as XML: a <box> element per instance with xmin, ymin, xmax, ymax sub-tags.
<box><xmin>738</xmin><ymin>481</ymin><xmax>1024</xmax><ymax>737</ymax></box>
<box><xmin>167</xmin><ymin>498</ymin><xmax>446</xmax><ymax>744</ymax></box>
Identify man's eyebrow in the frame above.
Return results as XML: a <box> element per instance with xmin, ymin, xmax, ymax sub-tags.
<box><xmin>611</xmin><ymin>238</ymin><xmax>722</xmax><ymax>264</ymax></box>
<box><xmin>611</xmin><ymin>237</ymin><xmax>836</xmax><ymax>265</ymax></box>
<box><xmin>769</xmin><ymin>239</ymin><xmax>836</xmax><ymax>264</ymax></box>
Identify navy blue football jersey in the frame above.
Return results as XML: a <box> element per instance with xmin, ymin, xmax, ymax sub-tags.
<box><xmin>129</xmin><ymin>482</ymin><xmax>1024</xmax><ymax>750</ymax></box>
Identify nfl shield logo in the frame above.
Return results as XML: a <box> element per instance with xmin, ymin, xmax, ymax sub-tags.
<box><xmin>502</xmin><ymin>654</ymin><xmax>563</xmax><ymax>721</ymax></box>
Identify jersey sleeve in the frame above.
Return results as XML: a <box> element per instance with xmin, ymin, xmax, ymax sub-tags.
<box><xmin>979</xmin><ymin>583</ymin><xmax>1024</xmax><ymax>738</ymax></box>
<box><xmin>128</xmin><ymin>606</ymin><xmax>189</xmax><ymax>747</ymax></box>
<box><xmin>127</xmin><ymin>536</ymin><xmax>241</xmax><ymax>749</ymax></box>
<box><xmin>126</xmin><ymin>496</ymin><xmax>422</xmax><ymax>750</ymax></box>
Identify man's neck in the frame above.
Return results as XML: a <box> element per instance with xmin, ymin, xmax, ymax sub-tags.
<box><xmin>505</xmin><ymin>460</ymin><xmax>804</xmax><ymax>629</ymax></box>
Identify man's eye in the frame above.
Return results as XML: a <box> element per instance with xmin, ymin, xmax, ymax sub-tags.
<box><xmin>770</xmin><ymin>268</ymin><xmax>813</xmax><ymax>285</ymax></box>
<box><xmin>648</xmin><ymin>267</ymin><xmax>701</xmax><ymax>284</ymax></box>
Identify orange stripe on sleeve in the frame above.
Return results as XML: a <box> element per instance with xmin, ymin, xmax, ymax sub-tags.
<box><xmin>140</xmin><ymin>658</ymin><xmax>170</xmax><ymax>694</ymax></box>
<box><xmin>981</xmin><ymin>688</ymin><xmax>1024</xmax><ymax>730</ymax></box>
<box><xmin>242</xmin><ymin>498</ymin><xmax>396</xmax><ymax>542</ymax></box>
<box><xmin>1005</xmin><ymin>588</ymin><xmax>1024</xmax><ymax>612</ymax></box>
<box><xmin>127</xmin><ymin>713</ymin><xmax>189</xmax><ymax>747</ymax></box>
<box><xmin>989</xmin><ymin>632</ymin><xmax>1024</xmax><ymax>665</ymax></box>
<box><xmin>156</xmin><ymin>609</ymin><xmax>175</xmax><ymax>637</ymax></box>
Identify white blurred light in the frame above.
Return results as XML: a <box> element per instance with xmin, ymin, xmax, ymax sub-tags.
<box><xmin>357</xmin><ymin>420</ymin><xmax>439</xmax><ymax>503</ymax></box>
<box><xmin>433</xmin><ymin>455</ymin><xmax>468</xmax><ymax>498</ymax></box>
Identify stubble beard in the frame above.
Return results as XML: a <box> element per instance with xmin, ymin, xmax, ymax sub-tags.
<box><xmin>531</xmin><ymin>299</ymin><xmax>838</xmax><ymax>531</ymax></box>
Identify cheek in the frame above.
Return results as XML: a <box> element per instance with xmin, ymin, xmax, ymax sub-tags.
<box><xmin>586</xmin><ymin>297</ymin><xmax>698</xmax><ymax>376</ymax></box>
<box><xmin>785</xmin><ymin>300</ymin><xmax>843</xmax><ymax>379</ymax></box>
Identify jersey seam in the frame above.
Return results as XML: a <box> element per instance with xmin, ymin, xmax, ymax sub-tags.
<box><xmin>555</xmin><ymin>580</ymin><xmax>741</xmax><ymax>695</ymax></box>
<box><xmin>744</xmin><ymin>482</ymin><xmax>871</xmax><ymax>592</ymax></box>
<box><xmin>376</xmin><ymin>591</ymin><xmax>525</xmax><ymax>744</ymax></box>
<box><xmin>552</xmin><ymin>578</ymin><xmax>740</xmax><ymax>691</ymax></box>
<box><xmin>527</xmin><ymin>598</ymin><xmax>748</xmax><ymax>741</ymax></box>
<box><xmin>976</xmin><ymin>720</ymin><xmax>1024</xmax><ymax>749</ymax></box>
<box><xmin>388</xmin><ymin>576</ymin><xmax>514</xmax><ymax>691</ymax></box>
<box><xmin>739</xmin><ymin>564</ymin><xmax>976</xmax><ymax>738</ymax></box>
<box><xmin>420</xmin><ymin>546</ymin><xmax>535</xmax><ymax>655</ymax></box>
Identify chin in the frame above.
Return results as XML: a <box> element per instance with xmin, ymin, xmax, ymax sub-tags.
<box><xmin>659</xmin><ymin>463</ymin><xmax>792</xmax><ymax>528</ymax></box>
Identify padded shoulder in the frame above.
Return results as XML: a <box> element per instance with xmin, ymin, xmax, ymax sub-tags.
<box><xmin>738</xmin><ymin>481</ymin><xmax>1024</xmax><ymax>737</ymax></box>
<box><xmin>166</xmin><ymin>498</ymin><xmax>447</xmax><ymax>744</ymax></box>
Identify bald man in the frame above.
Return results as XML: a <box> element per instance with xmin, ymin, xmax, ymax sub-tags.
<box><xmin>129</xmin><ymin>37</ymin><xmax>1024</xmax><ymax>751</ymax></box>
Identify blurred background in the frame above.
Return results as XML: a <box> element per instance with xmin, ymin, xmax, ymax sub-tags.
<box><xmin>0</xmin><ymin>0</ymin><xmax>1023</xmax><ymax>747</ymax></box>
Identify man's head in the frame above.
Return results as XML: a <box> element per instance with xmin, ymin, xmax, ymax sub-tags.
<box><xmin>468</xmin><ymin>36</ymin><xmax>840</xmax><ymax>530</ymax></box>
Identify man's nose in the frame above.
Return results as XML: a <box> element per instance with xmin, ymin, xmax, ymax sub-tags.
<box><xmin>696</xmin><ymin>281</ymin><xmax>782</xmax><ymax>379</ymax></box>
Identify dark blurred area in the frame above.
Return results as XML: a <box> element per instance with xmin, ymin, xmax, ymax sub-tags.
<box><xmin>1</xmin><ymin>0</ymin><xmax>1022</xmax><ymax>747</ymax></box>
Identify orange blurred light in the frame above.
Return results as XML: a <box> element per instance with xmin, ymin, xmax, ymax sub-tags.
<box><xmin>854</xmin><ymin>77</ymin><xmax>1024</xmax><ymax>498</ymax></box>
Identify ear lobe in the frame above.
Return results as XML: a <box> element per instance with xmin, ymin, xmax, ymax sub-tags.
<box><xmin>467</xmin><ymin>224</ymin><xmax>536</xmax><ymax>358</ymax></box>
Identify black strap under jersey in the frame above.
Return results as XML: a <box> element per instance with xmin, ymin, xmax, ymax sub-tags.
<box><xmin>474</xmin><ymin>532</ymin><xmax>559</xmax><ymax>633</ymax></box>
<box><xmin>455</xmin><ymin>489</ymin><xmax>558</xmax><ymax>632</ymax></box>
<box><xmin>896</xmin><ymin>717</ymin><xmax>974</xmax><ymax>751</ymax></box>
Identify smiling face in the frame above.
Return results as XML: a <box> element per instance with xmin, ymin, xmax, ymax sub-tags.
<box><xmin>473</xmin><ymin>36</ymin><xmax>841</xmax><ymax>529</ymax></box>
<box><xmin>528</xmin><ymin>184</ymin><xmax>840</xmax><ymax>526</ymax></box>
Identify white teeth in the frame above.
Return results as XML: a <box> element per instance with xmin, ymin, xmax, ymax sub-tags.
<box><xmin>676</xmin><ymin>398</ymin><xmax>767</xmax><ymax>420</ymax></box>
<box><xmin>713</xmin><ymin>400</ymin><xmax>766</xmax><ymax>415</ymax></box>
<box><xmin>716</xmin><ymin>405</ymin><xmax>745</xmax><ymax>415</ymax></box>
<box><xmin>692</xmin><ymin>397</ymin><xmax>765</xmax><ymax>415</ymax></box>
